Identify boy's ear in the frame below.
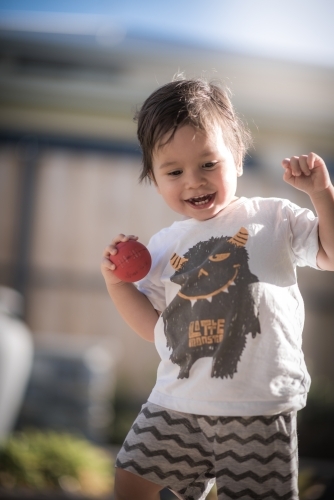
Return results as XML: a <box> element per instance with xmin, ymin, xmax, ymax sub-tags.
<box><xmin>236</xmin><ymin>152</ymin><xmax>244</xmax><ymax>176</ymax></box>
<box><xmin>236</xmin><ymin>163</ymin><xmax>243</xmax><ymax>177</ymax></box>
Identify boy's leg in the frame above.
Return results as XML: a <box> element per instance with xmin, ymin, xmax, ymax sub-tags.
<box><xmin>115</xmin><ymin>402</ymin><xmax>215</xmax><ymax>500</ymax></box>
<box><xmin>114</xmin><ymin>468</ymin><xmax>185</xmax><ymax>500</ymax></box>
<box><xmin>206</xmin><ymin>412</ymin><xmax>299</xmax><ymax>500</ymax></box>
<box><xmin>114</xmin><ymin>468</ymin><xmax>162</xmax><ymax>500</ymax></box>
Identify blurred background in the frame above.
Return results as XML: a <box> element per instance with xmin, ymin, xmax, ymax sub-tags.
<box><xmin>0</xmin><ymin>0</ymin><xmax>334</xmax><ymax>498</ymax></box>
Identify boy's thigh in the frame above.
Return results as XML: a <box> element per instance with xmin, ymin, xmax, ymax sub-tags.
<box><xmin>114</xmin><ymin>467</ymin><xmax>162</xmax><ymax>500</ymax></box>
<box><xmin>115</xmin><ymin>402</ymin><xmax>215</xmax><ymax>500</ymax></box>
<box><xmin>207</xmin><ymin>412</ymin><xmax>299</xmax><ymax>500</ymax></box>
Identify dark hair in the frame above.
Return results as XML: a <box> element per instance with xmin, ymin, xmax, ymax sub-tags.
<box><xmin>135</xmin><ymin>77</ymin><xmax>252</xmax><ymax>182</ymax></box>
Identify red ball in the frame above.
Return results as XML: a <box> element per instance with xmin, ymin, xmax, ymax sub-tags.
<box><xmin>110</xmin><ymin>240</ymin><xmax>152</xmax><ymax>282</ymax></box>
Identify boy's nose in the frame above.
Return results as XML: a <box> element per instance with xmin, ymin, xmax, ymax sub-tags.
<box><xmin>185</xmin><ymin>170</ymin><xmax>206</xmax><ymax>188</ymax></box>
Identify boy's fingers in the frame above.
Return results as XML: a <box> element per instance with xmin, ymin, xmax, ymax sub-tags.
<box><xmin>103</xmin><ymin>245</ymin><xmax>115</xmax><ymax>257</ymax></box>
<box><xmin>308</xmin><ymin>152</ymin><xmax>325</xmax><ymax>170</ymax></box>
<box><xmin>283</xmin><ymin>153</ymin><xmax>325</xmax><ymax>176</ymax></box>
<box><xmin>298</xmin><ymin>155</ymin><xmax>311</xmax><ymax>176</ymax></box>
<box><xmin>101</xmin><ymin>256</ymin><xmax>115</xmax><ymax>270</ymax></box>
<box><xmin>282</xmin><ymin>158</ymin><xmax>290</xmax><ymax>168</ymax></box>
<box><xmin>287</xmin><ymin>155</ymin><xmax>312</xmax><ymax>177</ymax></box>
<box><xmin>282</xmin><ymin>152</ymin><xmax>329</xmax><ymax>190</ymax></box>
<box><xmin>283</xmin><ymin>167</ymin><xmax>293</xmax><ymax>182</ymax></box>
<box><xmin>289</xmin><ymin>156</ymin><xmax>302</xmax><ymax>176</ymax></box>
<box><xmin>112</xmin><ymin>234</ymin><xmax>138</xmax><ymax>245</ymax></box>
<box><xmin>113</xmin><ymin>233</ymin><xmax>127</xmax><ymax>245</ymax></box>
<box><xmin>104</xmin><ymin>234</ymin><xmax>139</xmax><ymax>257</ymax></box>
<box><xmin>282</xmin><ymin>158</ymin><xmax>293</xmax><ymax>182</ymax></box>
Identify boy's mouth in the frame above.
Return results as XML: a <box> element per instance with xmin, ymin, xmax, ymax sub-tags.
<box><xmin>186</xmin><ymin>193</ymin><xmax>215</xmax><ymax>207</ymax></box>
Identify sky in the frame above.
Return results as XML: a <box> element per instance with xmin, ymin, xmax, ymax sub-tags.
<box><xmin>0</xmin><ymin>0</ymin><xmax>334</xmax><ymax>67</ymax></box>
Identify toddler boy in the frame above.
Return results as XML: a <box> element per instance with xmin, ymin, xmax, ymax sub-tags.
<box><xmin>101</xmin><ymin>78</ymin><xmax>334</xmax><ymax>500</ymax></box>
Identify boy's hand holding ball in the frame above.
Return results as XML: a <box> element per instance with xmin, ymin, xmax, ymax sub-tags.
<box><xmin>103</xmin><ymin>236</ymin><xmax>151</xmax><ymax>284</ymax></box>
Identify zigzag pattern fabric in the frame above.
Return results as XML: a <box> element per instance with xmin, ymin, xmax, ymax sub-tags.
<box><xmin>116</xmin><ymin>402</ymin><xmax>299</xmax><ymax>500</ymax></box>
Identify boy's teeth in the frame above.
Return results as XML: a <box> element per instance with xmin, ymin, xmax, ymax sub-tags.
<box><xmin>190</xmin><ymin>195</ymin><xmax>211</xmax><ymax>205</ymax></box>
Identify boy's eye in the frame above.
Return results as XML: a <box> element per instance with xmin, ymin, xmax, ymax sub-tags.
<box><xmin>168</xmin><ymin>170</ymin><xmax>182</xmax><ymax>176</ymax></box>
<box><xmin>202</xmin><ymin>161</ymin><xmax>217</xmax><ymax>169</ymax></box>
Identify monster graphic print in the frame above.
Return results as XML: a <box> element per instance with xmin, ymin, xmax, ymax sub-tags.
<box><xmin>162</xmin><ymin>228</ymin><xmax>261</xmax><ymax>379</ymax></box>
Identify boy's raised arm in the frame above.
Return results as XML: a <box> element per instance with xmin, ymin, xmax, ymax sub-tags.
<box><xmin>282</xmin><ymin>152</ymin><xmax>334</xmax><ymax>271</ymax></box>
<box><xmin>101</xmin><ymin>234</ymin><xmax>159</xmax><ymax>342</ymax></box>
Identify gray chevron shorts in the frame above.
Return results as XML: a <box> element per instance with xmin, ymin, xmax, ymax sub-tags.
<box><xmin>116</xmin><ymin>402</ymin><xmax>299</xmax><ymax>500</ymax></box>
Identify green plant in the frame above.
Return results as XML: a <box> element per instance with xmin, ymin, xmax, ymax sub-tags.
<box><xmin>0</xmin><ymin>429</ymin><xmax>114</xmax><ymax>497</ymax></box>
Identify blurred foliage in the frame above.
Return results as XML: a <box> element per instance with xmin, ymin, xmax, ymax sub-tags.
<box><xmin>298</xmin><ymin>467</ymin><xmax>331</xmax><ymax>500</ymax></box>
<box><xmin>298</xmin><ymin>376</ymin><xmax>334</xmax><ymax>460</ymax></box>
<box><xmin>0</xmin><ymin>429</ymin><xmax>114</xmax><ymax>497</ymax></box>
<box><xmin>108</xmin><ymin>382</ymin><xmax>144</xmax><ymax>445</ymax></box>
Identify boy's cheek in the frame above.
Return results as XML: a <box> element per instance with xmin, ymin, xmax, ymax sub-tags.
<box><xmin>152</xmin><ymin>178</ymin><xmax>161</xmax><ymax>193</ymax></box>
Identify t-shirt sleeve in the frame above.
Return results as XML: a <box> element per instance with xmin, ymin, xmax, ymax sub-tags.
<box><xmin>285</xmin><ymin>201</ymin><xmax>320</xmax><ymax>269</ymax></box>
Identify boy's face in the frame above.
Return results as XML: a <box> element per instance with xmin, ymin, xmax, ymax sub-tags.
<box><xmin>151</xmin><ymin>125</ymin><xmax>242</xmax><ymax>221</ymax></box>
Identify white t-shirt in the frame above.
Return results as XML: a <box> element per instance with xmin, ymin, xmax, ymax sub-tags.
<box><xmin>137</xmin><ymin>197</ymin><xmax>320</xmax><ymax>416</ymax></box>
